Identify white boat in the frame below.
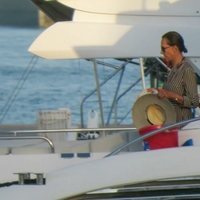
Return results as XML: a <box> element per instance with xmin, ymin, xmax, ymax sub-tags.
<box><xmin>31</xmin><ymin>0</ymin><xmax>200</xmax><ymax>23</ymax></box>
<box><xmin>1</xmin><ymin>0</ymin><xmax>200</xmax><ymax>199</ymax></box>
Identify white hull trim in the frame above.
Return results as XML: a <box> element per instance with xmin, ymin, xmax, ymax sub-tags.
<box><xmin>1</xmin><ymin>147</ymin><xmax>200</xmax><ymax>199</ymax></box>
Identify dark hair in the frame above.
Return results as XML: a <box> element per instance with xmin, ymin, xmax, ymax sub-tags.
<box><xmin>162</xmin><ymin>31</ymin><xmax>188</xmax><ymax>53</ymax></box>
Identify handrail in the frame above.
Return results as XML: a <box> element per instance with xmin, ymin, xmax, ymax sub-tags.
<box><xmin>115</xmin><ymin>62</ymin><xmax>157</xmax><ymax>124</ymax></box>
<box><xmin>80</xmin><ymin>58</ymin><xmax>153</xmax><ymax>127</ymax></box>
<box><xmin>1</xmin><ymin>117</ymin><xmax>199</xmax><ymax>156</ymax></box>
<box><xmin>0</xmin><ymin>127</ymin><xmax>137</xmax><ymax>154</ymax></box>
<box><xmin>106</xmin><ymin>65</ymin><xmax>125</xmax><ymax>125</ymax></box>
<box><xmin>93</xmin><ymin>59</ymin><xmax>105</xmax><ymax>128</ymax></box>
<box><xmin>105</xmin><ymin>117</ymin><xmax>200</xmax><ymax>157</ymax></box>
<box><xmin>0</xmin><ymin>127</ymin><xmax>136</xmax><ymax>135</ymax></box>
<box><xmin>80</xmin><ymin>60</ymin><xmax>129</xmax><ymax>128</ymax></box>
<box><xmin>0</xmin><ymin>136</ymin><xmax>55</xmax><ymax>153</ymax></box>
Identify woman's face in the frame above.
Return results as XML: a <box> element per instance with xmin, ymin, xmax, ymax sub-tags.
<box><xmin>161</xmin><ymin>38</ymin><xmax>175</xmax><ymax>65</ymax></box>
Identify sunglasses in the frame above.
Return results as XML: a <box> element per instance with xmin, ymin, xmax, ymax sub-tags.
<box><xmin>161</xmin><ymin>46</ymin><xmax>171</xmax><ymax>53</ymax></box>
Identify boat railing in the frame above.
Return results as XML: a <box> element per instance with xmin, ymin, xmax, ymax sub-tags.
<box><xmin>0</xmin><ymin>135</ymin><xmax>55</xmax><ymax>153</ymax></box>
<box><xmin>0</xmin><ymin>126</ymin><xmax>138</xmax><ymax>154</ymax></box>
<box><xmin>0</xmin><ymin>127</ymin><xmax>137</xmax><ymax>137</ymax></box>
<box><xmin>113</xmin><ymin>61</ymin><xmax>156</xmax><ymax>124</ymax></box>
<box><xmin>1</xmin><ymin>117</ymin><xmax>199</xmax><ymax>155</ymax></box>
<box><xmin>106</xmin><ymin>117</ymin><xmax>200</xmax><ymax>157</ymax></box>
<box><xmin>80</xmin><ymin>59</ymin><xmax>139</xmax><ymax>127</ymax></box>
<box><xmin>114</xmin><ymin>57</ymin><xmax>170</xmax><ymax>124</ymax></box>
<box><xmin>80</xmin><ymin>57</ymin><xmax>165</xmax><ymax>128</ymax></box>
<box><xmin>80</xmin><ymin>59</ymin><xmax>127</xmax><ymax>128</ymax></box>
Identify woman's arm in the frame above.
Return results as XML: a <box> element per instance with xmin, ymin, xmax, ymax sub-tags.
<box><xmin>182</xmin><ymin>67</ymin><xmax>199</xmax><ymax>107</ymax></box>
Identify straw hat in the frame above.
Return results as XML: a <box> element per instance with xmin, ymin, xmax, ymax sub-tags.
<box><xmin>132</xmin><ymin>91</ymin><xmax>176</xmax><ymax>129</ymax></box>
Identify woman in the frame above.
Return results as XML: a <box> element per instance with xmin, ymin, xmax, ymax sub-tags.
<box><xmin>151</xmin><ymin>31</ymin><xmax>199</xmax><ymax>122</ymax></box>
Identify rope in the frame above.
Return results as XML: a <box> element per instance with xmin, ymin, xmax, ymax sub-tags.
<box><xmin>0</xmin><ymin>56</ymin><xmax>38</xmax><ymax>123</ymax></box>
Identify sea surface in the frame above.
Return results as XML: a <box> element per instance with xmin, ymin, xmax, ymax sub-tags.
<box><xmin>0</xmin><ymin>26</ymin><xmax>147</xmax><ymax>126</ymax></box>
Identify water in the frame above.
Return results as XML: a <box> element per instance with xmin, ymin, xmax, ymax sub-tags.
<box><xmin>0</xmin><ymin>26</ymin><xmax>146</xmax><ymax>125</ymax></box>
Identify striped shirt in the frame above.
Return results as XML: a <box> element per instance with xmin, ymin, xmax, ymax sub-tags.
<box><xmin>163</xmin><ymin>58</ymin><xmax>199</xmax><ymax>122</ymax></box>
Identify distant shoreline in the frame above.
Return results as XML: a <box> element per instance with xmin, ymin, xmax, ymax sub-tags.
<box><xmin>0</xmin><ymin>0</ymin><xmax>52</xmax><ymax>27</ymax></box>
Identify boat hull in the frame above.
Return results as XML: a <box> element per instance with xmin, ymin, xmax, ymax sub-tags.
<box><xmin>1</xmin><ymin>147</ymin><xmax>200</xmax><ymax>199</ymax></box>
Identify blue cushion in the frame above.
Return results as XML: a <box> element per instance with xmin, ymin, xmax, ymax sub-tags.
<box><xmin>182</xmin><ymin>139</ymin><xmax>193</xmax><ymax>146</ymax></box>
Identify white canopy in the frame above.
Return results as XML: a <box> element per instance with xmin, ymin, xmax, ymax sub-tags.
<box><xmin>29</xmin><ymin>18</ymin><xmax>200</xmax><ymax>59</ymax></box>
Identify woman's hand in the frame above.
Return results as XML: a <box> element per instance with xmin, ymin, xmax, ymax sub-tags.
<box><xmin>147</xmin><ymin>88</ymin><xmax>170</xmax><ymax>99</ymax></box>
<box><xmin>157</xmin><ymin>88</ymin><xmax>169</xmax><ymax>99</ymax></box>
<box><xmin>146</xmin><ymin>88</ymin><xmax>158</xmax><ymax>94</ymax></box>
<box><xmin>148</xmin><ymin>88</ymin><xmax>183</xmax><ymax>103</ymax></box>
